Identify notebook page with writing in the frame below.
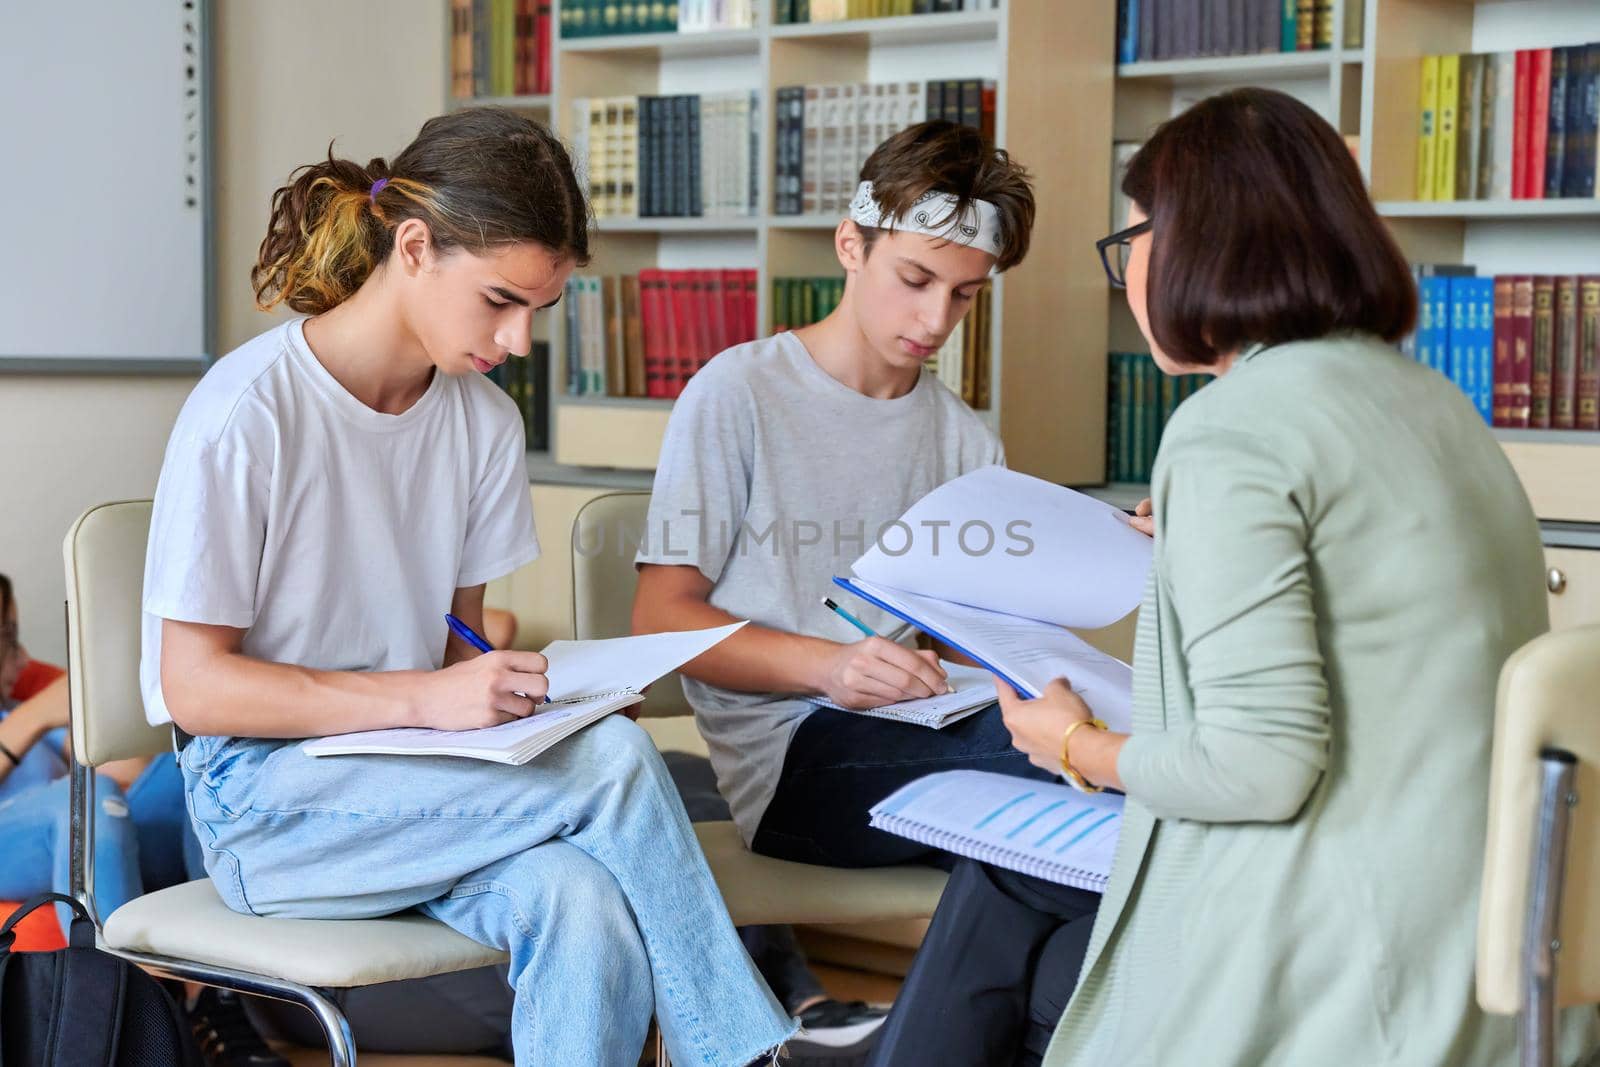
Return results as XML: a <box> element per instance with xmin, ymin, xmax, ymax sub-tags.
<box><xmin>836</xmin><ymin>577</ymin><xmax>1132</xmax><ymax>732</ymax></box>
<box><xmin>808</xmin><ymin>662</ymin><xmax>997</xmax><ymax>728</ymax></box>
<box><xmin>870</xmin><ymin>770</ymin><xmax>1124</xmax><ymax>892</ymax></box>
<box><xmin>851</xmin><ymin>466</ymin><xmax>1151</xmax><ymax>630</ymax></box>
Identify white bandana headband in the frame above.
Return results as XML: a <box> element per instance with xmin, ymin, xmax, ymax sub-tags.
<box><xmin>848</xmin><ymin>180</ymin><xmax>1005</xmax><ymax>261</ymax></box>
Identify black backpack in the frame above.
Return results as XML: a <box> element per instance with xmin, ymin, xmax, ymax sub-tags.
<box><xmin>0</xmin><ymin>892</ymin><xmax>203</xmax><ymax>1067</ymax></box>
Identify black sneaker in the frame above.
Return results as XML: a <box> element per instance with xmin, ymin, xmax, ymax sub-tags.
<box><xmin>784</xmin><ymin>999</ymin><xmax>889</xmax><ymax>1065</ymax></box>
<box><xmin>188</xmin><ymin>987</ymin><xmax>291</xmax><ymax>1067</ymax></box>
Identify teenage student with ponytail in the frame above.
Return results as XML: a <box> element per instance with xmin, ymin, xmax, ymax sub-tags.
<box><xmin>141</xmin><ymin>107</ymin><xmax>794</xmax><ymax>1067</ymax></box>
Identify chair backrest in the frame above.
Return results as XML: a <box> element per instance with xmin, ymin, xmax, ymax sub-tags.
<box><xmin>62</xmin><ymin>500</ymin><xmax>170</xmax><ymax>767</ymax></box>
<box><xmin>570</xmin><ymin>490</ymin><xmax>689</xmax><ymax>718</ymax></box>
<box><xmin>1478</xmin><ymin>625</ymin><xmax>1600</xmax><ymax>1013</ymax></box>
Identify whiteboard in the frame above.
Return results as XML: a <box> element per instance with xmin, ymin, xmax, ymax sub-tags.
<box><xmin>0</xmin><ymin>0</ymin><xmax>210</xmax><ymax>368</ymax></box>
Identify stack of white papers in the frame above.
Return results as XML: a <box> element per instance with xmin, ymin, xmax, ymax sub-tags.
<box><xmin>303</xmin><ymin>622</ymin><xmax>746</xmax><ymax>765</ymax></box>
<box><xmin>809</xmin><ymin>662</ymin><xmax>997</xmax><ymax>728</ymax></box>
<box><xmin>870</xmin><ymin>770</ymin><xmax>1124</xmax><ymax>892</ymax></box>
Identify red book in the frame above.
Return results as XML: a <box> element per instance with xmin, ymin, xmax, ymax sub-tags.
<box><xmin>1553</xmin><ymin>276</ymin><xmax>1579</xmax><ymax>430</ymax></box>
<box><xmin>702</xmin><ymin>270</ymin><xmax>729</xmax><ymax>362</ymax></box>
<box><xmin>1492</xmin><ymin>276</ymin><xmax>1514</xmax><ymax>426</ymax></box>
<box><xmin>720</xmin><ymin>269</ymin><xmax>744</xmax><ymax>345</ymax></box>
<box><xmin>1510</xmin><ymin>275</ymin><xmax>1536</xmax><ymax>427</ymax></box>
<box><xmin>1528</xmin><ymin>48</ymin><xmax>1553</xmax><ymax>200</ymax></box>
<box><xmin>1514</xmin><ymin>51</ymin><xmax>1531</xmax><ymax>198</ymax></box>
<box><xmin>514</xmin><ymin>0</ymin><xmax>532</xmax><ymax>96</ymax></box>
<box><xmin>535</xmin><ymin>2</ymin><xmax>552</xmax><ymax>95</ymax></box>
<box><xmin>1580</xmin><ymin>276</ymin><xmax>1600</xmax><ymax>431</ymax></box>
<box><xmin>742</xmin><ymin>270</ymin><xmax>758</xmax><ymax>341</ymax></box>
<box><xmin>668</xmin><ymin>271</ymin><xmax>697</xmax><ymax>397</ymax></box>
<box><xmin>638</xmin><ymin>269</ymin><xmax>670</xmax><ymax>398</ymax></box>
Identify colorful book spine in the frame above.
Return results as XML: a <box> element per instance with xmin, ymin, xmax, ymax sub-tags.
<box><xmin>1579</xmin><ymin>277</ymin><xmax>1600</xmax><ymax>431</ymax></box>
<box><xmin>1492</xmin><ymin>275</ymin><xmax>1515</xmax><ymax>427</ymax></box>
<box><xmin>1434</xmin><ymin>53</ymin><xmax>1459</xmax><ymax>200</ymax></box>
<box><xmin>1529</xmin><ymin>275</ymin><xmax>1555</xmax><ymax>428</ymax></box>
<box><xmin>1417</xmin><ymin>55</ymin><xmax>1440</xmax><ymax>201</ymax></box>
<box><xmin>1510</xmin><ymin>275</ymin><xmax>1535</xmax><ymax>427</ymax></box>
<box><xmin>1553</xmin><ymin>275</ymin><xmax>1579</xmax><ymax>430</ymax></box>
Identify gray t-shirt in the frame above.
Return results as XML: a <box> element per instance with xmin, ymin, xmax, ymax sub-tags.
<box><xmin>637</xmin><ymin>331</ymin><xmax>1004</xmax><ymax>843</ymax></box>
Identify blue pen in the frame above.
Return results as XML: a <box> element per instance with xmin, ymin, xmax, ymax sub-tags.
<box><xmin>446</xmin><ymin>613</ymin><xmax>544</xmax><ymax>705</ymax></box>
<box><xmin>445</xmin><ymin>613</ymin><xmax>494</xmax><ymax>653</ymax></box>
<box><xmin>821</xmin><ymin>597</ymin><xmax>879</xmax><ymax>638</ymax></box>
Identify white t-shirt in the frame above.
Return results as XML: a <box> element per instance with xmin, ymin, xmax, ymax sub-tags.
<box><xmin>637</xmin><ymin>331</ymin><xmax>1005</xmax><ymax>843</ymax></box>
<box><xmin>140</xmin><ymin>318</ymin><xmax>539</xmax><ymax>728</ymax></box>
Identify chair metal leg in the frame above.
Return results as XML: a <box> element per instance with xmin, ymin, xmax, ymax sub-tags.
<box><xmin>1521</xmin><ymin>748</ymin><xmax>1578</xmax><ymax>1067</ymax></box>
<box><xmin>656</xmin><ymin>1021</ymin><xmax>672</xmax><ymax>1067</ymax></box>
<box><xmin>109</xmin><ymin>948</ymin><xmax>358</xmax><ymax>1066</ymax></box>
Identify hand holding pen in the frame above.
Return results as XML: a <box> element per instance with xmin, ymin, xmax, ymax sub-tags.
<box><xmin>817</xmin><ymin>597</ymin><xmax>949</xmax><ymax>711</ymax></box>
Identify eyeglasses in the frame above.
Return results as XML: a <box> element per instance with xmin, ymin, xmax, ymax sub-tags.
<box><xmin>1096</xmin><ymin>219</ymin><xmax>1152</xmax><ymax>289</ymax></box>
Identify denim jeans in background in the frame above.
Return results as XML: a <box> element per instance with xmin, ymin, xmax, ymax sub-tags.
<box><xmin>180</xmin><ymin>715</ymin><xmax>795</xmax><ymax>1067</ymax></box>
<box><xmin>0</xmin><ymin>752</ymin><xmax>195</xmax><ymax>928</ymax></box>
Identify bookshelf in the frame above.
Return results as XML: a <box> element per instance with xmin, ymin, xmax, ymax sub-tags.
<box><xmin>447</xmin><ymin>1</ymin><xmax>1114</xmax><ymax>483</ymax></box>
<box><xmin>1111</xmin><ymin>0</ymin><xmax>1600</xmax><ymax>529</ymax></box>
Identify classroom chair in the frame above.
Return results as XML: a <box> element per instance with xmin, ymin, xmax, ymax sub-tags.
<box><xmin>64</xmin><ymin>499</ymin><xmax>946</xmax><ymax>1067</ymax></box>
<box><xmin>1477</xmin><ymin>625</ymin><xmax>1600</xmax><ymax>1067</ymax></box>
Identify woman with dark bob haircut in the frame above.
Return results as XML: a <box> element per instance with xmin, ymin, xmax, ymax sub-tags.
<box><xmin>868</xmin><ymin>88</ymin><xmax>1599</xmax><ymax>1067</ymax></box>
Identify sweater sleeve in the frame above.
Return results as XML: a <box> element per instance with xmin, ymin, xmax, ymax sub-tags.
<box><xmin>1117</xmin><ymin>424</ymin><xmax>1330</xmax><ymax>823</ymax></box>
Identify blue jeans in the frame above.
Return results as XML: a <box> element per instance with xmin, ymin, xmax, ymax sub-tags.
<box><xmin>180</xmin><ymin>716</ymin><xmax>795</xmax><ymax>1067</ymax></box>
<box><xmin>0</xmin><ymin>753</ymin><xmax>194</xmax><ymax>927</ymax></box>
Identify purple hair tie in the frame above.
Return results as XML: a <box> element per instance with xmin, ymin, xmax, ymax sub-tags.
<box><xmin>368</xmin><ymin>177</ymin><xmax>389</xmax><ymax>202</ymax></box>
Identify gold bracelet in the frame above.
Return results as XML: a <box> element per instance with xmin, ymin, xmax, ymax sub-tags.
<box><xmin>1059</xmin><ymin>717</ymin><xmax>1108</xmax><ymax>794</ymax></box>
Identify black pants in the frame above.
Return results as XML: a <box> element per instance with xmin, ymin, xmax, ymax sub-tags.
<box><xmin>867</xmin><ymin>860</ymin><xmax>1099</xmax><ymax>1067</ymax></box>
<box><xmin>751</xmin><ymin>703</ymin><xmax>1055</xmax><ymax>868</ymax></box>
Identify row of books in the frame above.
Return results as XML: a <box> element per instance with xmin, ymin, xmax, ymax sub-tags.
<box><xmin>484</xmin><ymin>343</ymin><xmax>553</xmax><ymax>453</ymax></box>
<box><xmin>776</xmin><ymin>0</ymin><xmax>998</xmax><ymax>23</ymax></box>
<box><xmin>448</xmin><ymin>0</ymin><xmax>551</xmax><ymax>99</ymax></box>
<box><xmin>771</xmin><ymin>276</ymin><xmax>844</xmax><ymax>332</ymax></box>
<box><xmin>1405</xmin><ymin>266</ymin><xmax>1600</xmax><ymax>430</ymax></box>
<box><xmin>1416</xmin><ymin>46</ymin><xmax>1600</xmax><ymax>202</ymax></box>
<box><xmin>572</xmin><ymin>93</ymin><xmax>759</xmax><ymax>219</ymax></box>
<box><xmin>562</xmin><ymin>0</ymin><xmax>757</xmax><ymax>37</ymax></box>
<box><xmin>1115</xmin><ymin>0</ymin><xmax>1362</xmax><ymax>64</ymax></box>
<box><xmin>1106</xmin><ymin>352</ymin><xmax>1208</xmax><ymax>484</ymax></box>
<box><xmin>925</xmin><ymin>283</ymin><xmax>993</xmax><ymax>410</ymax></box>
<box><xmin>773</xmin><ymin>79</ymin><xmax>994</xmax><ymax>217</ymax></box>
<box><xmin>563</xmin><ymin>269</ymin><xmax>760</xmax><ymax>399</ymax></box>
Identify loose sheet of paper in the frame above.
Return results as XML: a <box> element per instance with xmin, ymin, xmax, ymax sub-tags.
<box><xmin>845</xmin><ymin>578</ymin><xmax>1132</xmax><ymax>733</ymax></box>
<box><xmin>851</xmin><ymin>465</ymin><xmax>1151</xmax><ymax>630</ymax></box>
<box><xmin>541</xmin><ymin>621</ymin><xmax>748</xmax><ymax>700</ymax></box>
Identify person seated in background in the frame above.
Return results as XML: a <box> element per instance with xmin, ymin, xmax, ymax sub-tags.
<box><xmin>0</xmin><ymin>572</ymin><xmax>290</xmax><ymax>1067</ymax></box>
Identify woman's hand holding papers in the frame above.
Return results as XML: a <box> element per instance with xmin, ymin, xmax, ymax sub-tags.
<box><xmin>818</xmin><ymin>638</ymin><xmax>950</xmax><ymax>711</ymax></box>
<box><xmin>995</xmin><ymin>676</ymin><xmax>1126</xmax><ymax>792</ymax></box>
<box><xmin>420</xmin><ymin>650</ymin><xmax>550</xmax><ymax>730</ymax></box>
<box><xmin>1129</xmin><ymin>498</ymin><xmax>1155</xmax><ymax>538</ymax></box>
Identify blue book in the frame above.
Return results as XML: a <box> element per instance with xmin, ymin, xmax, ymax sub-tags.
<box><xmin>1477</xmin><ymin>277</ymin><xmax>1498</xmax><ymax>422</ymax></box>
<box><xmin>1118</xmin><ymin>0</ymin><xmax>1140</xmax><ymax>65</ymax></box>
<box><xmin>1418</xmin><ymin>276</ymin><xmax>1451</xmax><ymax>374</ymax></box>
<box><xmin>1448</xmin><ymin>275</ymin><xmax>1475</xmax><ymax>391</ymax></box>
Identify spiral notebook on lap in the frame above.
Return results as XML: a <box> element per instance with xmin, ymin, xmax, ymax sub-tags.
<box><xmin>808</xmin><ymin>662</ymin><xmax>997</xmax><ymax>728</ymax></box>
<box><xmin>870</xmin><ymin>770</ymin><xmax>1124</xmax><ymax>892</ymax></box>
<box><xmin>302</xmin><ymin>622</ymin><xmax>747</xmax><ymax>765</ymax></box>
